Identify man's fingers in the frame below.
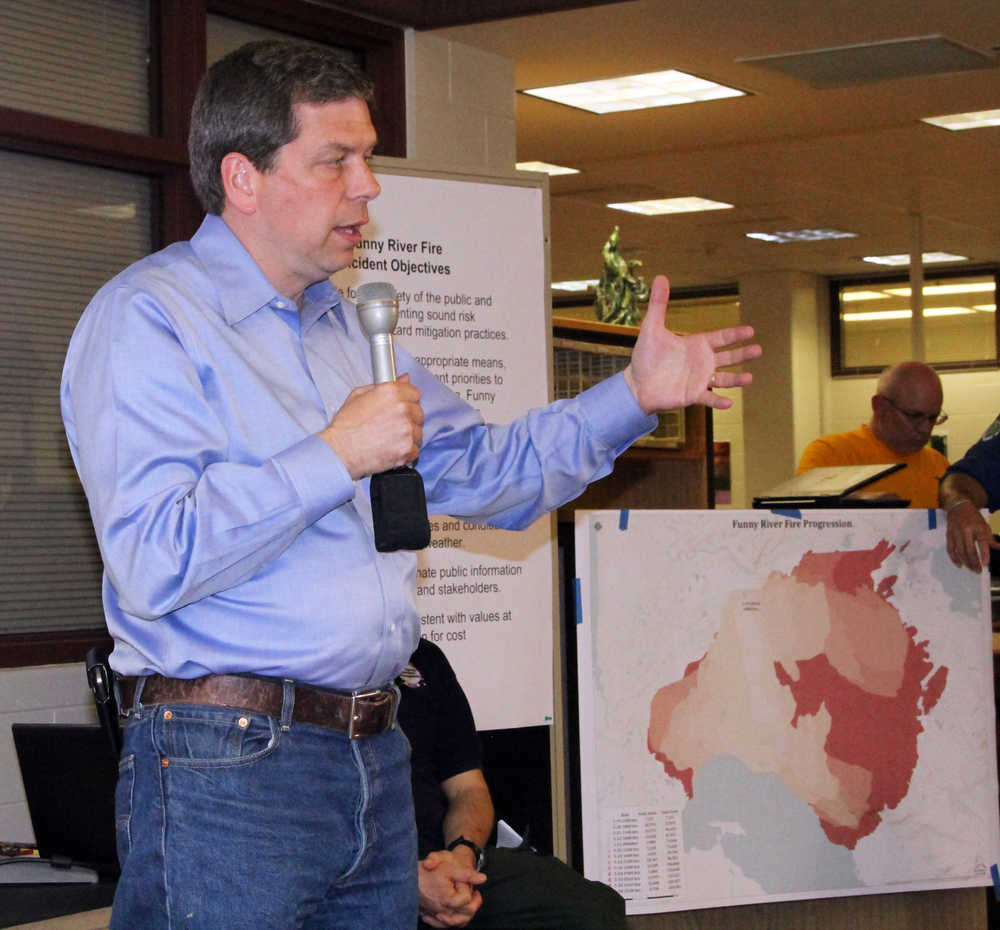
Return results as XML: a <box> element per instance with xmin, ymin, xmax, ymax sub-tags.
<box><xmin>710</xmin><ymin>371</ymin><xmax>753</xmax><ymax>390</ymax></box>
<box><xmin>421</xmin><ymin>852</ymin><xmax>446</xmax><ymax>871</ymax></box>
<box><xmin>713</xmin><ymin>341</ymin><xmax>762</xmax><ymax>369</ymax></box>
<box><xmin>700</xmin><ymin>391</ymin><xmax>734</xmax><ymax>411</ymax></box>
<box><xmin>706</xmin><ymin>324</ymin><xmax>756</xmax><ymax>350</ymax></box>
<box><xmin>640</xmin><ymin>275</ymin><xmax>670</xmax><ymax>331</ymax></box>
<box><xmin>976</xmin><ymin>534</ymin><xmax>998</xmax><ymax>569</ymax></box>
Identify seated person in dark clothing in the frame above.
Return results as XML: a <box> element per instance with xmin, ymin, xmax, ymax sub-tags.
<box><xmin>397</xmin><ymin>638</ymin><xmax>626</xmax><ymax>929</ymax></box>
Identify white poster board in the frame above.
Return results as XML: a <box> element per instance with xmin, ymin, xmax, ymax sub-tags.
<box><xmin>575</xmin><ymin>508</ymin><xmax>999</xmax><ymax>914</ymax></box>
<box><xmin>334</xmin><ymin>164</ymin><xmax>553</xmax><ymax>731</ymax></box>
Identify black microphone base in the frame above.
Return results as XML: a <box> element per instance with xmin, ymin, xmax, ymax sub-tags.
<box><xmin>370</xmin><ymin>466</ymin><xmax>432</xmax><ymax>552</ymax></box>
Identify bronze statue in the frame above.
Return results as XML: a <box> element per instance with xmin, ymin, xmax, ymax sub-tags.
<box><xmin>594</xmin><ymin>226</ymin><xmax>649</xmax><ymax>326</ymax></box>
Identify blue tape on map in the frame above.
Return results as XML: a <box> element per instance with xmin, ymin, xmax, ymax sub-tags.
<box><xmin>771</xmin><ymin>509</ymin><xmax>802</xmax><ymax>520</ymax></box>
<box><xmin>928</xmin><ymin>508</ymin><xmax>937</xmax><ymax>530</ymax></box>
<box><xmin>573</xmin><ymin>577</ymin><xmax>583</xmax><ymax>625</ymax></box>
<box><xmin>991</xmin><ymin>863</ymin><xmax>999</xmax><ymax>900</ymax></box>
<box><xmin>619</xmin><ymin>509</ymin><xmax>629</xmax><ymax>531</ymax></box>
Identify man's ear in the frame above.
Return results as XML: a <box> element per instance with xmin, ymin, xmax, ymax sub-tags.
<box><xmin>220</xmin><ymin>153</ymin><xmax>256</xmax><ymax>215</ymax></box>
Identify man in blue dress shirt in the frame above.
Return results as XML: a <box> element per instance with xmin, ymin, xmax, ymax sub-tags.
<box><xmin>61</xmin><ymin>40</ymin><xmax>760</xmax><ymax>929</ymax></box>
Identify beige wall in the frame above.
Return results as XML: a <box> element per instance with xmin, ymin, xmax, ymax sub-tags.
<box><xmin>740</xmin><ymin>271</ymin><xmax>825</xmax><ymax>501</ymax></box>
<box><xmin>405</xmin><ymin>31</ymin><xmax>516</xmax><ymax>174</ymax></box>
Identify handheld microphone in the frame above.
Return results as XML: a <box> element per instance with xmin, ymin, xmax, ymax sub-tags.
<box><xmin>356</xmin><ymin>282</ymin><xmax>431</xmax><ymax>552</ymax></box>
<box><xmin>356</xmin><ymin>282</ymin><xmax>398</xmax><ymax>385</ymax></box>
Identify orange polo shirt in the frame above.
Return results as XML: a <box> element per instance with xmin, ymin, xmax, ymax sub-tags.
<box><xmin>796</xmin><ymin>425</ymin><xmax>948</xmax><ymax>508</ymax></box>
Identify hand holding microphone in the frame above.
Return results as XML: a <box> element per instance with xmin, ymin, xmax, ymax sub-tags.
<box><xmin>355</xmin><ymin>282</ymin><xmax>431</xmax><ymax>552</ymax></box>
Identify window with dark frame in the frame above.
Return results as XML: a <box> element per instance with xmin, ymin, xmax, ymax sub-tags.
<box><xmin>0</xmin><ymin>1</ymin><xmax>405</xmax><ymax>667</ymax></box>
<box><xmin>830</xmin><ymin>267</ymin><xmax>1000</xmax><ymax>377</ymax></box>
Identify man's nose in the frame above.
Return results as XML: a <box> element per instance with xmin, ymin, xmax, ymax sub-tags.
<box><xmin>352</xmin><ymin>163</ymin><xmax>381</xmax><ymax>201</ymax></box>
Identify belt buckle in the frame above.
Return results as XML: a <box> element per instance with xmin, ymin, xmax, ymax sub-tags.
<box><xmin>348</xmin><ymin>687</ymin><xmax>399</xmax><ymax>739</ymax></box>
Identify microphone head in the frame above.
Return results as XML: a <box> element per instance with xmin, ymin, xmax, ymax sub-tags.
<box><xmin>356</xmin><ymin>281</ymin><xmax>398</xmax><ymax>338</ymax></box>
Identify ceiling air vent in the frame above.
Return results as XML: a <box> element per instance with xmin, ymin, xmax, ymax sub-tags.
<box><xmin>738</xmin><ymin>35</ymin><xmax>997</xmax><ymax>88</ymax></box>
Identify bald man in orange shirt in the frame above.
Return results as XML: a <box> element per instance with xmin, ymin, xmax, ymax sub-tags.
<box><xmin>797</xmin><ymin>361</ymin><xmax>948</xmax><ymax>508</ymax></box>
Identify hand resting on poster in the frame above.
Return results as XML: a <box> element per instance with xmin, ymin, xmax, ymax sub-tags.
<box><xmin>624</xmin><ymin>275</ymin><xmax>761</xmax><ymax>414</ymax></box>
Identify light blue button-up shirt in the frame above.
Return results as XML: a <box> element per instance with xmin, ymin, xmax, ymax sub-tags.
<box><xmin>61</xmin><ymin>215</ymin><xmax>655</xmax><ymax>690</ymax></box>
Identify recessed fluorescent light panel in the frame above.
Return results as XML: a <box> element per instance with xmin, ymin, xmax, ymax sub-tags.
<box><xmin>608</xmin><ymin>197</ymin><xmax>733</xmax><ymax>215</ymax></box>
<box><xmin>516</xmin><ymin>161</ymin><xmax>580</xmax><ymax>176</ymax></box>
<box><xmin>844</xmin><ymin>306</ymin><xmax>991</xmax><ymax>322</ymax></box>
<box><xmin>552</xmin><ymin>279</ymin><xmax>599</xmax><ymax>292</ymax></box>
<box><xmin>747</xmin><ymin>228</ymin><xmax>857</xmax><ymax>243</ymax></box>
<box><xmin>841</xmin><ymin>290</ymin><xmax>893</xmax><ymax>302</ymax></box>
<box><xmin>883</xmin><ymin>282</ymin><xmax>995</xmax><ymax>297</ymax></box>
<box><xmin>521</xmin><ymin>70</ymin><xmax>745</xmax><ymax>114</ymax></box>
<box><xmin>862</xmin><ymin>252</ymin><xmax>968</xmax><ymax>266</ymax></box>
<box><xmin>843</xmin><ymin>310</ymin><xmax>914</xmax><ymax>321</ymax></box>
<box><xmin>922</xmin><ymin>109</ymin><xmax>1000</xmax><ymax>131</ymax></box>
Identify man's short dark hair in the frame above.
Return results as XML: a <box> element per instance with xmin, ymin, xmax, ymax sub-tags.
<box><xmin>189</xmin><ymin>39</ymin><xmax>375</xmax><ymax>215</ymax></box>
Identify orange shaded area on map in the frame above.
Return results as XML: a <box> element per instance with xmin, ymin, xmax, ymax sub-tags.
<box><xmin>647</xmin><ymin>540</ymin><xmax>948</xmax><ymax>849</ymax></box>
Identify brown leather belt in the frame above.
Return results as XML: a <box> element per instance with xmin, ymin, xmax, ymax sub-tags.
<box><xmin>117</xmin><ymin>674</ymin><xmax>398</xmax><ymax>739</ymax></box>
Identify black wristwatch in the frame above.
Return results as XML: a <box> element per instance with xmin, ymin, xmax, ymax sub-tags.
<box><xmin>447</xmin><ymin>835</ymin><xmax>485</xmax><ymax>871</ymax></box>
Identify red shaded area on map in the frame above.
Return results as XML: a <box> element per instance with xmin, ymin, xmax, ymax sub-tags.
<box><xmin>775</xmin><ymin>632</ymin><xmax>940</xmax><ymax>847</ymax></box>
<box><xmin>648</xmin><ymin>664</ymin><xmax>699</xmax><ymax>797</ymax></box>
<box><xmin>647</xmin><ymin>540</ymin><xmax>949</xmax><ymax>849</ymax></box>
<box><xmin>791</xmin><ymin>539</ymin><xmax>896</xmax><ymax>595</ymax></box>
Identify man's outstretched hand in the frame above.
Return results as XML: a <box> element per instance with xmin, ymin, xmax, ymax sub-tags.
<box><xmin>624</xmin><ymin>275</ymin><xmax>761</xmax><ymax>414</ymax></box>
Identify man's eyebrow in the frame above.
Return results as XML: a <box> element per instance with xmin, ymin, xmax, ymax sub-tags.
<box><xmin>314</xmin><ymin>142</ymin><xmax>351</xmax><ymax>156</ymax></box>
<box><xmin>314</xmin><ymin>138</ymin><xmax>378</xmax><ymax>157</ymax></box>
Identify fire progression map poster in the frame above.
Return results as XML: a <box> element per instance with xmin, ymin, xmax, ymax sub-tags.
<box><xmin>575</xmin><ymin>508</ymin><xmax>999</xmax><ymax>914</ymax></box>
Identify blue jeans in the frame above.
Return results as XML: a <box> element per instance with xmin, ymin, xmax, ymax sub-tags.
<box><xmin>112</xmin><ymin>685</ymin><xmax>416</xmax><ymax>929</ymax></box>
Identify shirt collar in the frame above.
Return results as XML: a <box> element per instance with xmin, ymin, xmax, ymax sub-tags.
<box><xmin>302</xmin><ymin>278</ymin><xmax>345</xmax><ymax>333</ymax></box>
<box><xmin>190</xmin><ymin>214</ymin><xmax>343</xmax><ymax>330</ymax></box>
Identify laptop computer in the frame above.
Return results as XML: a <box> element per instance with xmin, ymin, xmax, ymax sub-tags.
<box><xmin>752</xmin><ymin>463</ymin><xmax>908</xmax><ymax>509</ymax></box>
<box><xmin>7</xmin><ymin>723</ymin><xmax>120</xmax><ymax>883</ymax></box>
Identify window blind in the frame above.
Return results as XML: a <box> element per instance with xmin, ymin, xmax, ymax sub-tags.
<box><xmin>0</xmin><ymin>150</ymin><xmax>151</xmax><ymax>634</ymax></box>
<box><xmin>0</xmin><ymin>0</ymin><xmax>149</xmax><ymax>134</ymax></box>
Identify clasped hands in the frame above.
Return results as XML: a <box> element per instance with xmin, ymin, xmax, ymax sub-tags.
<box><xmin>417</xmin><ymin>848</ymin><xmax>487</xmax><ymax>928</ymax></box>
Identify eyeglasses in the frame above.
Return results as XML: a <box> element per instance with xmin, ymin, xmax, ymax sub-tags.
<box><xmin>880</xmin><ymin>395</ymin><xmax>948</xmax><ymax>427</ymax></box>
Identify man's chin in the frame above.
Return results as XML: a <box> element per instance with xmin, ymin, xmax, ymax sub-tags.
<box><xmin>319</xmin><ymin>250</ymin><xmax>356</xmax><ymax>278</ymax></box>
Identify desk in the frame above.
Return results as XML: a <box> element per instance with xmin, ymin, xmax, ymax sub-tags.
<box><xmin>5</xmin><ymin>908</ymin><xmax>109</xmax><ymax>930</ymax></box>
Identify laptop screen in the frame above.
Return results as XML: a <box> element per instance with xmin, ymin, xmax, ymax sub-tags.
<box><xmin>11</xmin><ymin>723</ymin><xmax>119</xmax><ymax>876</ymax></box>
